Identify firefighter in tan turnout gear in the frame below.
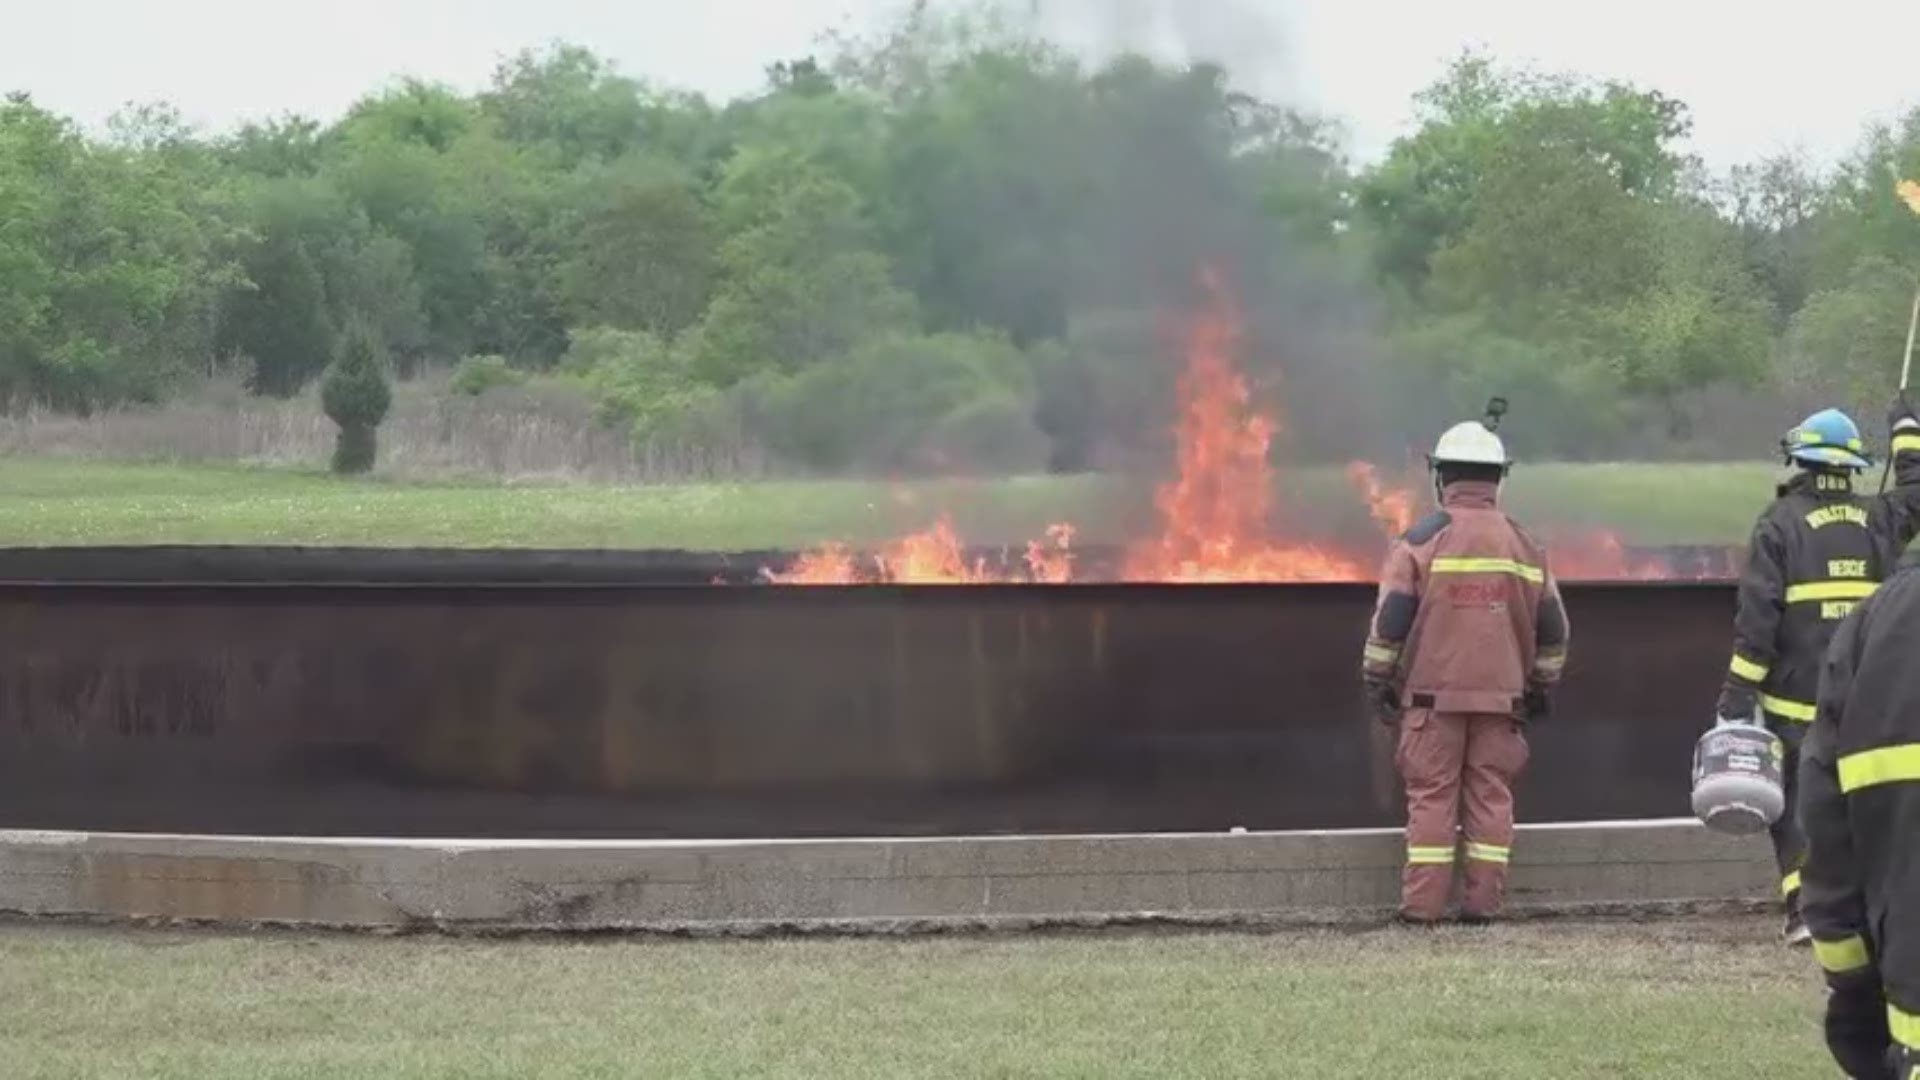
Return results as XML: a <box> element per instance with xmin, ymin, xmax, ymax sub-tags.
<box><xmin>1716</xmin><ymin>402</ymin><xmax>1920</xmax><ymax>946</ymax></box>
<box><xmin>1361</xmin><ymin>412</ymin><xmax>1569</xmax><ymax>924</ymax></box>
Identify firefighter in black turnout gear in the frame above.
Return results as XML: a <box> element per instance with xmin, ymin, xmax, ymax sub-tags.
<box><xmin>1801</xmin><ymin>557</ymin><xmax>1920</xmax><ymax>1078</ymax></box>
<box><xmin>1718</xmin><ymin>401</ymin><xmax>1920</xmax><ymax>946</ymax></box>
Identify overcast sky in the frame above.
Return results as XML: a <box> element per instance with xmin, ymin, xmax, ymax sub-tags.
<box><xmin>4</xmin><ymin>0</ymin><xmax>1916</xmax><ymax>171</ymax></box>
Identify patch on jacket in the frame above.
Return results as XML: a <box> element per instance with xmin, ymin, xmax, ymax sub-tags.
<box><xmin>1445</xmin><ymin>582</ymin><xmax>1507</xmax><ymax>610</ymax></box>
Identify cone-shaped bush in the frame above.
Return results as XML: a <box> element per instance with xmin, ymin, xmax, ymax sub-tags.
<box><xmin>321</xmin><ymin>325</ymin><xmax>392</xmax><ymax>475</ymax></box>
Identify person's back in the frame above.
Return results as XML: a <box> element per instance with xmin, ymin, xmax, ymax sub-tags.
<box><xmin>1395</xmin><ymin>482</ymin><xmax>1560</xmax><ymax>716</ymax></box>
<box><xmin>1799</xmin><ymin>560</ymin><xmax>1920</xmax><ymax>1078</ymax></box>
<box><xmin>1719</xmin><ymin>402</ymin><xmax>1920</xmax><ymax>946</ymax></box>
<box><xmin>1362</xmin><ymin>419</ymin><xmax>1567</xmax><ymax>924</ymax></box>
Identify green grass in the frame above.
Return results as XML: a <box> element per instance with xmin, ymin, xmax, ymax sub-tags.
<box><xmin>0</xmin><ymin>456</ymin><xmax>1778</xmax><ymax>550</ymax></box>
<box><xmin>0</xmin><ymin>917</ymin><xmax>1827</xmax><ymax>1079</ymax></box>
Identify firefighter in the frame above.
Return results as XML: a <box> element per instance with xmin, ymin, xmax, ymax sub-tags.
<box><xmin>1717</xmin><ymin>403</ymin><xmax>1920</xmax><ymax>946</ymax></box>
<box><xmin>1799</xmin><ymin>542</ymin><xmax>1920</xmax><ymax>1078</ymax></box>
<box><xmin>1361</xmin><ymin>417</ymin><xmax>1569</xmax><ymax>924</ymax></box>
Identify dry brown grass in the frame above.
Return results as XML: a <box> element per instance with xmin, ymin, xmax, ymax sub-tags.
<box><xmin>0</xmin><ymin>375</ymin><xmax>769</xmax><ymax>485</ymax></box>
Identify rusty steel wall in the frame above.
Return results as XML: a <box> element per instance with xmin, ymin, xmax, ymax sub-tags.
<box><xmin>0</xmin><ymin>564</ymin><xmax>1736</xmax><ymax>838</ymax></box>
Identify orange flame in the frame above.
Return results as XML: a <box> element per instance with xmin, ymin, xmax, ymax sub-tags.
<box><xmin>1346</xmin><ymin>461</ymin><xmax>1419</xmax><ymax>538</ymax></box>
<box><xmin>1545</xmin><ymin>530</ymin><xmax>1672</xmax><ymax>581</ymax></box>
<box><xmin>1025</xmin><ymin>523</ymin><xmax>1076</xmax><ymax>584</ymax></box>
<box><xmin>877</xmin><ymin>516</ymin><xmax>993</xmax><ymax>584</ymax></box>
<box><xmin>1120</xmin><ymin>268</ymin><xmax>1367</xmax><ymax>583</ymax></box>
<box><xmin>767</xmin><ymin>267</ymin><xmax>1724</xmax><ymax>586</ymax></box>
<box><xmin>763</xmin><ymin>542</ymin><xmax>862</xmax><ymax>584</ymax></box>
<box><xmin>1898</xmin><ymin>179</ymin><xmax>1920</xmax><ymax>217</ymax></box>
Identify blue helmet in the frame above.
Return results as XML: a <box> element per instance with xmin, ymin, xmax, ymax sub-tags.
<box><xmin>1784</xmin><ymin>408</ymin><xmax>1870</xmax><ymax>470</ymax></box>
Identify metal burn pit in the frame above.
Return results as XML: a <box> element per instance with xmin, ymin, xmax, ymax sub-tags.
<box><xmin>0</xmin><ymin>546</ymin><xmax>1737</xmax><ymax>840</ymax></box>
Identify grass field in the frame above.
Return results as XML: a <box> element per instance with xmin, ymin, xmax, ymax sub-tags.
<box><xmin>0</xmin><ymin>457</ymin><xmax>1778</xmax><ymax>549</ymax></box>
<box><xmin>0</xmin><ymin>916</ymin><xmax>1825</xmax><ymax>1079</ymax></box>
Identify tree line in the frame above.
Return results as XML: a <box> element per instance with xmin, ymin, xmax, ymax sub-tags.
<box><xmin>5</xmin><ymin>8</ymin><xmax>1920</xmax><ymax>471</ymax></box>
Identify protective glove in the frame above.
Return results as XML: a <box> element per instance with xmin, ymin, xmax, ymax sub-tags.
<box><xmin>1365</xmin><ymin>680</ymin><xmax>1401</xmax><ymax>727</ymax></box>
<box><xmin>1825</xmin><ymin>973</ymin><xmax>1894</xmax><ymax>1079</ymax></box>
<box><xmin>1715</xmin><ymin>683</ymin><xmax>1759</xmax><ymax>725</ymax></box>
<box><xmin>1522</xmin><ymin>686</ymin><xmax>1551</xmax><ymax>724</ymax></box>
<box><xmin>1890</xmin><ymin>394</ymin><xmax>1920</xmax><ymax>435</ymax></box>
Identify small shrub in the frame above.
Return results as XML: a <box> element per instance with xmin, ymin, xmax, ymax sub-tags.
<box><xmin>449</xmin><ymin>355</ymin><xmax>527</xmax><ymax>397</ymax></box>
<box><xmin>918</xmin><ymin>392</ymin><xmax>1051</xmax><ymax>474</ymax></box>
<box><xmin>321</xmin><ymin>325</ymin><xmax>392</xmax><ymax>474</ymax></box>
<box><xmin>751</xmin><ymin>331</ymin><xmax>1040</xmax><ymax>471</ymax></box>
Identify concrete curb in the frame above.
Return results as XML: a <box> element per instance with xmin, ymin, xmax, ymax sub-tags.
<box><xmin>0</xmin><ymin>821</ymin><xmax>1774</xmax><ymax>935</ymax></box>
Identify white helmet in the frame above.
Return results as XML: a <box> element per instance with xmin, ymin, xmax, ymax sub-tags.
<box><xmin>1430</xmin><ymin>421</ymin><xmax>1509</xmax><ymax>468</ymax></box>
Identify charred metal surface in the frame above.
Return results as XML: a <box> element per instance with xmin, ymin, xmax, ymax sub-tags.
<box><xmin>0</xmin><ymin>544</ymin><xmax>1741</xmax><ymax>586</ymax></box>
<box><xmin>0</xmin><ymin>569</ymin><xmax>1734</xmax><ymax>838</ymax></box>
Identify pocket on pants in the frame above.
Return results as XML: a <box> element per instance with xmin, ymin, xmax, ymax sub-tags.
<box><xmin>1398</xmin><ymin>714</ymin><xmax>1451</xmax><ymax>785</ymax></box>
<box><xmin>1497</xmin><ymin>722</ymin><xmax>1531</xmax><ymax>780</ymax></box>
<box><xmin>1394</xmin><ymin>709</ymin><xmax>1429</xmax><ymax>771</ymax></box>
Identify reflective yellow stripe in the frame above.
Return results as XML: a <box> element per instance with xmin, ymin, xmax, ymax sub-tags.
<box><xmin>1814</xmin><ymin>935</ymin><xmax>1871</xmax><ymax>975</ymax></box>
<box><xmin>1893</xmin><ymin>433</ymin><xmax>1920</xmax><ymax>456</ymax></box>
<box><xmin>1364</xmin><ymin>644</ymin><xmax>1400</xmax><ymax>666</ymax></box>
<box><xmin>1407</xmin><ymin>845</ymin><xmax>1455</xmax><ymax>865</ymax></box>
<box><xmin>1533</xmin><ymin>655</ymin><xmax>1566</xmax><ymax>676</ymax></box>
<box><xmin>1785</xmin><ymin>581</ymin><xmax>1879</xmax><ymax>604</ymax></box>
<box><xmin>1761</xmin><ymin>694</ymin><xmax>1817</xmax><ymax>723</ymax></box>
<box><xmin>1839</xmin><ymin>743</ymin><xmax>1920</xmax><ymax>793</ymax></box>
<box><xmin>1431</xmin><ymin>557</ymin><xmax>1545</xmax><ymax>584</ymax></box>
<box><xmin>1464</xmin><ymin>842</ymin><xmax>1511</xmax><ymax>865</ymax></box>
<box><xmin>1890</xmin><ymin>1002</ymin><xmax>1920</xmax><ymax>1049</ymax></box>
<box><xmin>1728</xmin><ymin>654</ymin><xmax>1770</xmax><ymax>683</ymax></box>
<box><xmin>1781</xmin><ymin>870</ymin><xmax>1802</xmax><ymax>898</ymax></box>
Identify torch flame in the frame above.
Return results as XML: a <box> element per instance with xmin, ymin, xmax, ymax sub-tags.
<box><xmin>1899</xmin><ymin>179</ymin><xmax>1920</xmax><ymax>217</ymax></box>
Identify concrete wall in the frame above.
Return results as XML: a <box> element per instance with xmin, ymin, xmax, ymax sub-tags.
<box><xmin>0</xmin><ymin>822</ymin><xmax>1772</xmax><ymax>933</ymax></box>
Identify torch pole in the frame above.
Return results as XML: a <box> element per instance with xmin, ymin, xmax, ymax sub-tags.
<box><xmin>1881</xmin><ymin>286</ymin><xmax>1920</xmax><ymax>494</ymax></box>
<box><xmin>1903</xmin><ymin>287</ymin><xmax>1920</xmax><ymax>393</ymax></box>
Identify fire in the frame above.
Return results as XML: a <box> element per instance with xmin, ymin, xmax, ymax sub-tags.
<box><xmin>1899</xmin><ymin>179</ymin><xmax>1920</xmax><ymax>216</ymax></box>
<box><xmin>764</xmin><ymin>543</ymin><xmax>861</xmax><ymax>585</ymax></box>
<box><xmin>1546</xmin><ymin>530</ymin><xmax>1671</xmax><ymax>582</ymax></box>
<box><xmin>1347</xmin><ymin>462</ymin><xmax>1419</xmax><ymax>538</ymax></box>
<box><xmin>1025</xmin><ymin>524</ymin><xmax>1076</xmax><ymax>584</ymax></box>
<box><xmin>763</xmin><ymin>518</ymin><xmax>997</xmax><ymax>584</ymax></box>
<box><xmin>876</xmin><ymin>516</ymin><xmax>992</xmax><ymax>584</ymax></box>
<box><xmin>766</xmin><ymin>266</ymin><xmax>1731</xmax><ymax>586</ymax></box>
<box><xmin>1118</xmin><ymin>268</ymin><xmax>1368</xmax><ymax>583</ymax></box>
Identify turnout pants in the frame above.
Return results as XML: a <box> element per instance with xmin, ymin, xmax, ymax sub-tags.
<box><xmin>1396</xmin><ymin>709</ymin><xmax>1529</xmax><ymax>921</ymax></box>
<box><xmin>1770</xmin><ymin>719</ymin><xmax>1807</xmax><ymax>909</ymax></box>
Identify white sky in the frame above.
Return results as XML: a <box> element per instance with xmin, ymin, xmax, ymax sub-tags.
<box><xmin>3</xmin><ymin>0</ymin><xmax>1916</xmax><ymax>171</ymax></box>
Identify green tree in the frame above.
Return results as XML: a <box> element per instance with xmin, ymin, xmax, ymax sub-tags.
<box><xmin>750</xmin><ymin>330</ymin><xmax>1045</xmax><ymax>472</ymax></box>
<box><xmin>1784</xmin><ymin>255</ymin><xmax>1914</xmax><ymax>412</ymax></box>
<box><xmin>218</xmin><ymin>178</ymin><xmax>428</xmax><ymax>393</ymax></box>
<box><xmin>692</xmin><ymin>148</ymin><xmax>915</xmax><ymax>384</ymax></box>
<box><xmin>1723</xmin><ymin>153</ymin><xmax>1822</xmax><ymax>325</ymax></box>
<box><xmin>553</xmin><ymin>157</ymin><xmax>713</xmax><ymax>337</ymax></box>
<box><xmin>329</xmin><ymin>83</ymin><xmax>493</xmax><ymax>359</ymax></box>
<box><xmin>482</xmin><ymin>45</ymin><xmax>649</xmax><ymax>166</ymax></box>
<box><xmin>220</xmin><ymin>224</ymin><xmax>336</xmax><ymax>396</ymax></box>
<box><xmin>1358</xmin><ymin>52</ymin><xmax>1691</xmax><ymax>299</ymax></box>
<box><xmin>0</xmin><ymin>94</ymin><xmax>239</xmax><ymax>410</ymax></box>
<box><xmin>320</xmin><ymin>324</ymin><xmax>393</xmax><ymax>474</ymax></box>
